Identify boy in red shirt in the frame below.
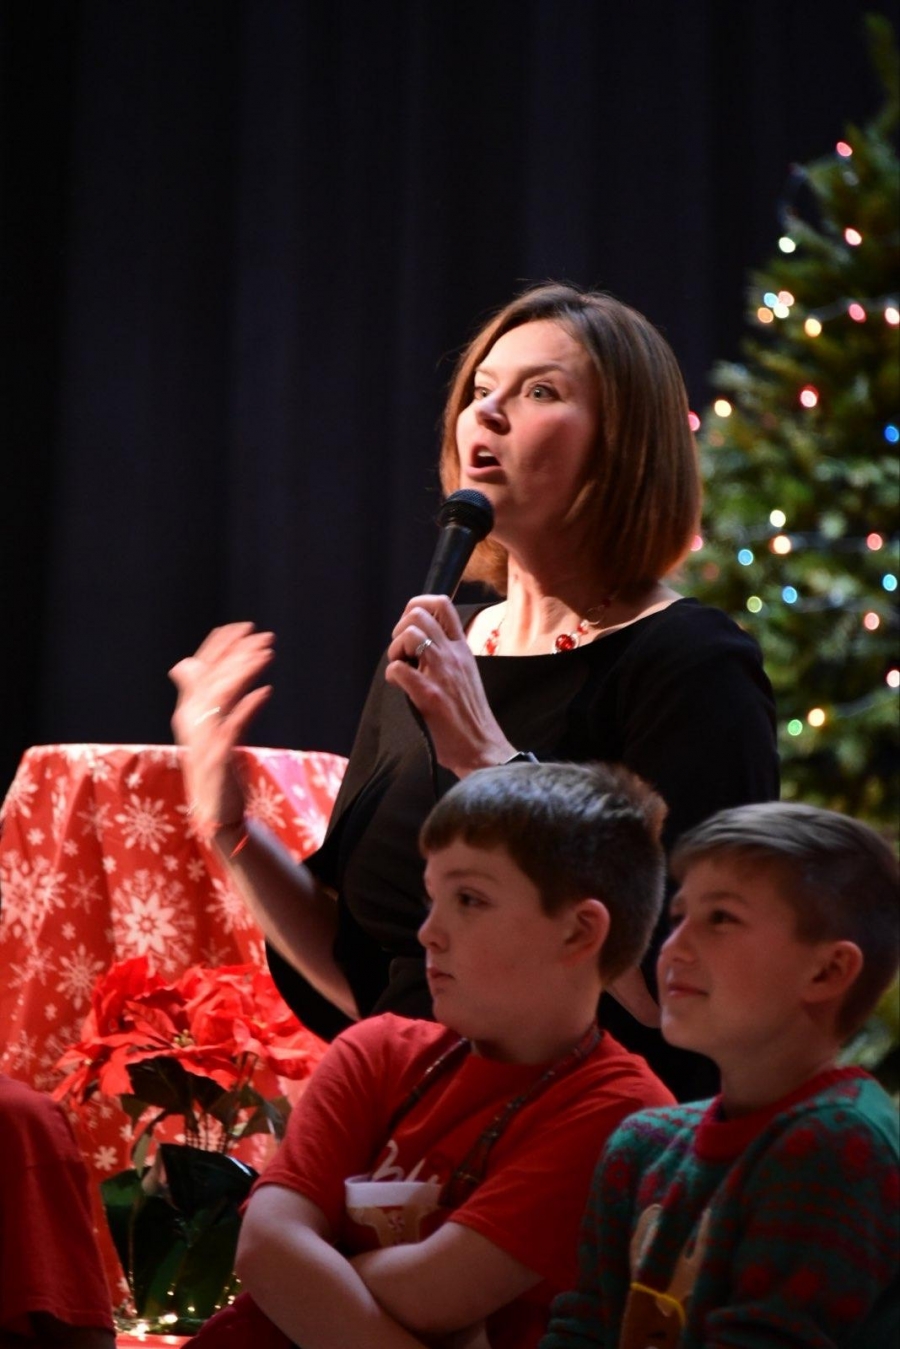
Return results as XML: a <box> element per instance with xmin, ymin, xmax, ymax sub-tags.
<box><xmin>190</xmin><ymin>761</ymin><xmax>674</xmax><ymax>1348</ymax></box>
<box><xmin>0</xmin><ymin>1073</ymin><xmax>115</xmax><ymax>1349</ymax></box>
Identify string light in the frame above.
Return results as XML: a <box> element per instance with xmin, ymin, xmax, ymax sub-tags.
<box><xmin>787</xmin><ymin>719</ymin><xmax>804</xmax><ymax>736</ymax></box>
<box><xmin>863</xmin><ymin>612</ymin><xmax>881</xmax><ymax>631</ymax></box>
<box><xmin>757</xmin><ymin>306</ymin><xmax>775</xmax><ymax>323</ymax></box>
<box><xmin>887</xmin><ymin>670</ymin><xmax>900</xmax><ymax>690</ymax></box>
<box><xmin>867</xmin><ymin>533</ymin><xmax>884</xmax><ymax>550</ymax></box>
<box><xmin>747</xmin><ymin>596</ymin><xmax>763</xmax><ymax>613</ymax></box>
<box><xmin>690</xmin><ymin>533</ymin><xmax>703</xmax><ymax>552</ymax></box>
<box><xmin>883</xmin><ymin>575</ymin><xmax>898</xmax><ymax>592</ymax></box>
<box><xmin>714</xmin><ymin>399</ymin><xmax>733</xmax><ymax>417</ymax></box>
<box><xmin>836</xmin><ymin>141</ymin><xmax>853</xmax><ymax>157</ymax></box>
<box><xmin>769</xmin><ymin>509</ymin><xmax>787</xmax><ymax>527</ymax></box>
<box><xmin>884</xmin><ymin>424</ymin><xmax>899</xmax><ymax>444</ymax></box>
<box><xmin>770</xmin><ymin>534</ymin><xmax>793</xmax><ymax>555</ymax></box>
<box><xmin>782</xmin><ymin>586</ymin><xmax>798</xmax><ymax>603</ymax></box>
<box><xmin>844</xmin><ymin>227</ymin><xmax>863</xmax><ymax>246</ymax></box>
<box><xmin>778</xmin><ymin>236</ymin><xmax>797</xmax><ymax>253</ymax></box>
<box><xmin>807</xmin><ymin>707</ymin><xmax>827</xmax><ymax>728</ymax></box>
<box><xmin>848</xmin><ymin>303</ymin><xmax>866</xmax><ymax>322</ymax></box>
<box><xmin>886</xmin><ymin>306</ymin><xmax>899</xmax><ymax>325</ymax></box>
<box><xmin>738</xmin><ymin>548</ymin><xmax>754</xmax><ymax>566</ymax></box>
<box><xmin>804</xmin><ymin>317</ymin><xmax>822</xmax><ymax>337</ymax></box>
<box><xmin>687</xmin><ymin>411</ymin><xmax>701</xmax><ymax>431</ymax></box>
<box><xmin>799</xmin><ymin>386</ymin><xmax>819</xmax><ymax>408</ymax></box>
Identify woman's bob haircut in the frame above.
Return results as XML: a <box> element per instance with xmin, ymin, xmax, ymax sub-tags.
<box><xmin>439</xmin><ymin>282</ymin><xmax>702</xmax><ymax>597</ymax></box>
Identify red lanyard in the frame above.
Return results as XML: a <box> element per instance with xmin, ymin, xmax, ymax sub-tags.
<box><xmin>382</xmin><ymin>1022</ymin><xmax>603</xmax><ymax>1210</ymax></box>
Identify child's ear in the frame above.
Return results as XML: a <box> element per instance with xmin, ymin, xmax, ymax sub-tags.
<box><xmin>803</xmin><ymin>940</ymin><xmax>864</xmax><ymax>1007</ymax></box>
<box><xmin>562</xmin><ymin>899</ymin><xmax>610</xmax><ymax>963</ymax></box>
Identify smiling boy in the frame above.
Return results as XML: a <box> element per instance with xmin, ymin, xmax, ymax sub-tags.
<box><xmin>189</xmin><ymin>762</ymin><xmax>674</xmax><ymax>1349</ymax></box>
<box><xmin>542</xmin><ymin>801</ymin><xmax>899</xmax><ymax>1349</ymax></box>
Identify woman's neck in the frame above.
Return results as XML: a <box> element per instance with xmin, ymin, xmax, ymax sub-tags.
<box><xmin>472</xmin><ymin>570</ymin><xmax>679</xmax><ymax>657</ymax></box>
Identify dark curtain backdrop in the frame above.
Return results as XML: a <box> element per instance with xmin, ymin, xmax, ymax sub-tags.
<box><xmin>1</xmin><ymin>0</ymin><xmax>891</xmax><ymax>798</ymax></box>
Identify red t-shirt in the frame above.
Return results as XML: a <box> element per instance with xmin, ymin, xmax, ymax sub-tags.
<box><xmin>196</xmin><ymin>1014</ymin><xmax>673</xmax><ymax>1348</ymax></box>
<box><xmin>0</xmin><ymin>1074</ymin><xmax>114</xmax><ymax>1338</ymax></box>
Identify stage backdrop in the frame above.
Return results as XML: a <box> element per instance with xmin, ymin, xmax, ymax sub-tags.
<box><xmin>1</xmin><ymin>0</ymin><xmax>893</xmax><ymax>796</ymax></box>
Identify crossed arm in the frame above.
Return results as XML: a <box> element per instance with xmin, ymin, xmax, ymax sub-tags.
<box><xmin>236</xmin><ymin>1185</ymin><xmax>540</xmax><ymax>1349</ymax></box>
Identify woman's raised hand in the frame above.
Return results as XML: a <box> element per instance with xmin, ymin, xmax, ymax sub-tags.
<box><xmin>169</xmin><ymin>622</ymin><xmax>275</xmax><ymax>831</ymax></box>
<box><xmin>384</xmin><ymin>596</ymin><xmax>515</xmax><ymax>778</ymax></box>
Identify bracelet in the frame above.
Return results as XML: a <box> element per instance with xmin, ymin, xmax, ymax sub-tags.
<box><xmin>226</xmin><ymin>828</ymin><xmax>250</xmax><ymax>859</ymax></box>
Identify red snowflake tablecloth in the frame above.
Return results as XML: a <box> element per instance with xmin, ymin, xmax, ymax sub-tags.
<box><xmin>0</xmin><ymin>742</ymin><xmax>346</xmax><ymax>1302</ymax></box>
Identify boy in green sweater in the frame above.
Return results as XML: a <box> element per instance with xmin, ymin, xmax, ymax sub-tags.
<box><xmin>542</xmin><ymin>800</ymin><xmax>899</xmax><ymax>1349</ymax></box>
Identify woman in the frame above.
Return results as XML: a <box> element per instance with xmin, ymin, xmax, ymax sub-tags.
<box><xmin>170</xmin><ymin>284</ymin><xmax>778</xmax><ymax>1100</ymax></box>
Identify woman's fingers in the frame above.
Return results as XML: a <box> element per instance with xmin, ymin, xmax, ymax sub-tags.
<box><xmin>169</xmin><ymin>625</ymin><xmax>275</xmax><ymax>744</ymax></box>
<box><xmin>390</xmin><ymin>595</ymin><xmax>464</xmax><ymax>642</ymax></box>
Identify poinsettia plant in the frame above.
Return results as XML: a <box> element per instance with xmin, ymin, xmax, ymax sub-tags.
<box><xmin>54</xmin><ymin>955</ymin><xmax>325</xmax><ymax>1168</ymax></box>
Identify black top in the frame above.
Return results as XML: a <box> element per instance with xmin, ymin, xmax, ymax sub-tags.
<box><xmin>269</xmin><ymin>599</ymin><xmax>779</xmax><ymax>1099</ymax></box>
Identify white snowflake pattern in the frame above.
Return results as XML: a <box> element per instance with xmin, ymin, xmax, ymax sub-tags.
<box><xmin>26</xmin><ymin>826</ymin><xmax>45</xmax><ymax>847</ymax></box>
<box><xmin>56</xmin><ymin>943</ymin><xmax>107</xmax><ymax>1011</ymax></box>
<box><xmin>102</xmin><ymin>856</ymin><xmax>117</xmax><ymax>874</ymax></box>
<box><xmin>0</xmin><ymin>850</ymin><xmax>69</xmax><ymax>944</ymax></box>
<box><xmin>7</xmin><ymin>1030</ymin><xmax>39</xmax><ymax>1072</ymax></box>
<box><xmin>44</xmin><ymin>1002</ymin><xmax>58</xmax><ymax>1021</ymax></box>
<box><xmin>62</xmin><ymin>838</ymin><xmax>79</xmax><ymax>857</ymax></box>
<box><xmin>201</xmin><ymin>936</ymin><xmax>234</xmax><ymax>967</ymax></box>
<box><xmin>68</xmin><ymin>869</ymin><xmax>104</xmax><ymax>913</ymax></box>
<box><xmin>38</xmin><ymin>1028</ymin><xmax>75</xmax><ymax>1070</ymax></box>
<box><xmin>113</xmin><ymin>794</ymin><xmax>177</xmax><ymax>853</ymax></box>
<box><xmin>205</xmin><ymin>877</ymin><xmax>253</xmax><ymax>934</ymax></box>
<box><xmin>186</xmin><ymin>856</ymin><xmax>207</xmax><ymax>882</ymax></box>
<box><xmin>61</xmin><ymin>921</ymin><xmax>76</xmax><ymax>941</ymax></box>
<box><xmin>93</xmin><ymin>1145</ymin><xmax>120</xmax><ymax>1172</ymax></box>
<box><xmin>162</xmin><ymin>853</ymin><xmax>179</xmax><ymax>872</ymax></box>
<box><xmin>307</xmin><ymin>753</ymin><xmax>347</xmax><ymax>798</ymax></box>
<box><xmin>125</xmin><ymin>769</ymin><xmax>143</xmax><ymax>789</ymax></box>
<box><xmin>50</xmin><ymin>783</ymin><xmax>70</xmax><ymax>833</ymax></box>
<box><xmin>1</xmin><ymin>765</ymin><xmax>40</xmax><ymax>822</ymax></box>
<box><xmin>244</xmin><ymin>779</ymin><xmax>287</xmax><ymax>832</ymax></box>
<box><xmin>77</xmin><ymin>800</ymin><xmax>112</xmax><ymax>837</ymax></box>
<box><xmin>7</xmin><ymin>944</ymin><xmax>57</xmax><ymax>990</ymax></box>
<box><xmin>111</xmin><ymin>870</ymin><xmax>196</xmax><ymax>972</ymax></box>
<box><xmin>247</xmin><ymin>937</ymin><xmax>266</xmax><ymax>970</ymax></box>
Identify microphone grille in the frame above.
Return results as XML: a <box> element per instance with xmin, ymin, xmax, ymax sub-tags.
<box><xmin>437</xmin><ymin>489</ymin><xmax>494</xmax><ymax>541</ymax></box>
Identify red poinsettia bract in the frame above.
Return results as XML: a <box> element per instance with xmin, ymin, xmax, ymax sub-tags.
<box><xmin>54</xmin><ymin>956</ymin><xmax>325</xmax><ymax>1152</ymax></box>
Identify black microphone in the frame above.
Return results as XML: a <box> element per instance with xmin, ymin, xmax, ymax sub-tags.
<box><xmin>422</xmin><ymin>489</ymin><xmax>494</xmax><ymax>598</ymax></box>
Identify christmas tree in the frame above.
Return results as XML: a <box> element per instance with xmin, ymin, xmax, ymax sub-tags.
<box><xmin>683</xmin><ymin>14</ymin><xmax>899</xmax><ymax>833</ymax></box>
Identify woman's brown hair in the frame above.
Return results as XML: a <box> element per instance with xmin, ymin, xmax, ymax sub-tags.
<box><xmin>439</xmin><ymin>282</ymin><xmax>701</xmax><ymax>596</ymax></box>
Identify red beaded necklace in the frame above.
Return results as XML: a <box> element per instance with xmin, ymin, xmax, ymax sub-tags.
<box><xmin>482</xmin><ymin>596</ymin><xmax>616</xmax><ymax>655</ymax></box>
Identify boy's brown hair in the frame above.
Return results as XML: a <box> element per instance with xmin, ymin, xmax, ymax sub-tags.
<box><xmin>671</xmin><ymin>801</ymin><xmax>900</xmax><ymax>1038</ymax></box>
<box><xmin>419</xmin><ymin>761</ymin><xmax>667</xmax><ymax>983</ymax></box>
<box><xmin>439</xmin><ymin>281</ymin><xmax>701</xmax><ymax>598</ymax></box>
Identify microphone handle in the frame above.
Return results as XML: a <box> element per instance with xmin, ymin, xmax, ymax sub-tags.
<box><xmin>422</xmin><ymin>524</ymin><xmax>478</xmax><ymax>599</ymax></box>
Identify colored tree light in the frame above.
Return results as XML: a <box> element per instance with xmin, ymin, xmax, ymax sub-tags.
<box><xmin>848</xmin><ymin>302</ymin><xmax>866</xmax><ymax>321</ymax></box>
<box><xmin>807</xmin><ymin>708</ymin><xmax>827</xmax><ymax>728</ymax></box>
<box><xmin>799</xmin><ymin>386</ymin><xmax>819</xmax><ymax>408</ymax></box>
<box><xmin>844</xmin><ymin>227</ymin><xmax>863</xmax><ymax>246</ymax></box>
<box><xmin>836</xmin><ymin>141</ymin><xmax>853</xmax><ymax>157</ymax></box>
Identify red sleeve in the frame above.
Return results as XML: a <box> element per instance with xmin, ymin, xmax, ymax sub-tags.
<box><xmin>253</xmin><ymin>1016</ymin><xmax>431</xmax><ymax>1232</ymax></box>
<box><xmin>0</xmin><ymin>1077</ymin><xmax>114</xmax><ymax>1336</ymax></box>
<box><xmin>449</xmin><ymin>1063</ymin><xmax>673</xmax><ymax>1294</ymax></box>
